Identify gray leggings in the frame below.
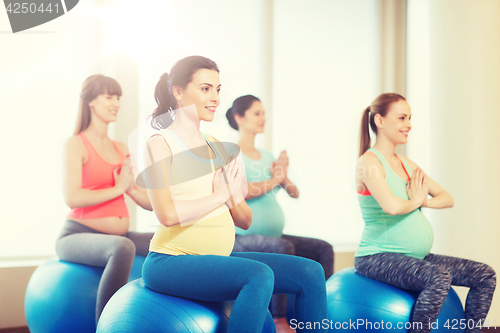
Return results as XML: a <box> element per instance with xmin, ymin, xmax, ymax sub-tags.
<box><xmin>55</xmin><ymin>220</ymin><xmax>154</xmax><ymax>323</ymax></box>
<box><xmin>233</xmin><ymin>233</ymin><xmax>334</xmax><ymax>317</ymax></box>
<box><xmin>355</xmin><ymin>252</ymin><xmax>496</xmax><ymax>333</ymax></box>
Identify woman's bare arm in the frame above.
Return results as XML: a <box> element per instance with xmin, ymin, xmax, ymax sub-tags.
<box><xmin>400</xmin><ymin>156</ymin><xmax>454</xmax><ymax>209</ymax></box>
<box><xmin>62</xmin><ymin>136</ymin><xmax>129</xmax><ymax>208</ymax></box>
<box><xmin>117</xmin><ymin>142</ymin><xmax>153</xmax><ymax>211</ymax></box>
<box><xmin>358</xmin><ymin>153</ymin><xmax>424</xmax><ymax>215</ymax></box>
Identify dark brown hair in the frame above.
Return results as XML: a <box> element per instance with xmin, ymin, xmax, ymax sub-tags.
<box><xmin>359</xmin><ymin>93</ymin><xmax>406</xmax><ymax>156</ymax></box>
<box><xmin>73</xmin><ymin>75</ymin><xmax>122</xmax><ymax>135</ymax></box>
<box><xmin>226</xmin><ymin>95</ymin><xmax>261</xmax><ymax>130</ymax></box>
<box><xmin>150</xmin><ymin>56</ymin><xmax>219</xmax><ymax>130</ymax></box>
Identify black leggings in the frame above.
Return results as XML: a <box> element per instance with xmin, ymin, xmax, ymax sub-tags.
<box><xmin>355</xmin><ymin>252</ymin><xmax>496</xmax><ymax>333</ymax></box>
<box><xmin>55</xmin><ymin>219</ymin><xmax>154</xmax><ymax>323</ymax></box>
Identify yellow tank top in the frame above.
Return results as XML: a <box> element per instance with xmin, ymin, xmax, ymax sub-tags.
<box><xmin>149</xmin><ymin>129</ymin><xmax>235</xmax><ymax>256</ymax></box>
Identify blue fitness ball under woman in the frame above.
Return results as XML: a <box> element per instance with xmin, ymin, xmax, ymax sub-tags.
<box><xmin>140</xmin><ymin>56</ymin><xmax>328</xmax><ymax>333</ymax></box>
<box><xmin>355</xmin><ymin>93</ymin><xmax>496</xmax><ymax>333</ymax></box>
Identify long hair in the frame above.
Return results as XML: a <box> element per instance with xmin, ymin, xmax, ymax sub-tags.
<box><xmin>150</xmin><ymin>56</ymin><xmax>219</xmax><ymax>130</ymax></box>
<box><xmin>73</xmin><ymin>75</ymin><xmax>122</xmax><ymax>135</ymax></box>
<box><xmin>359</xmin><ymin>93</ymin><xmax>406</xmax><ymax>156</ymax></box>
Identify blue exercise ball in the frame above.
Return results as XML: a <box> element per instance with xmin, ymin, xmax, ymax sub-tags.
<box><xmin>25</xmin><ymin>256</ymin><xmax>146</xmax><ymax>333</ymax></box>
<box><xmin>97</xmin><ymin>278</ymin><xmax>276</xmax><ymax>333</ymax></box>
<box><xmin>326</xmin><ymin>268</ymin><xmax>465</xmax><ymax>332</ymax></box>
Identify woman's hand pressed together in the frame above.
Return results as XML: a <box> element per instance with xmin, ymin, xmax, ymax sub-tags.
<box><xmin>113</xmin><ymin>156</ymin><xmax>134</xmax><ymax>195</ymax></box>
<box><xmin>270</xmin><ymin>150</ymin><xmax>288</xmax><ymax>183</ymax></box>
<box><xmin>406</xmin><ymin>168</ymin><xmax>428</xmax><ymax>208</ymax></box>
<box><xmin>212</xmin><ymin>156</ymin><xmax>244</xmax><ymax>205</ymax></box>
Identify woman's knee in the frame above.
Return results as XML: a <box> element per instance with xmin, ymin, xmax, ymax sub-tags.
<box><xmin>110</xmin><ymin>237</ymin><xmax>136</xmax><ymax>261</ymax></box>
<box><xmin>318</xmin><ymin>240</ymin><xmax>334</xmax><ymax>256</ymax></box>
<box><xmin>246</xmin><ymin>262</ymin><xmax>275</xmax><ymax>292</ymax></box>
<box><xmin>299</xmin><ymin>258</ymin><xmax>325</xmax><ymax>285</ymax></box>
<box><xmin>476</xmin><ymin>263</ymin><xmax>496</xmax><ymax>288</ymax></box>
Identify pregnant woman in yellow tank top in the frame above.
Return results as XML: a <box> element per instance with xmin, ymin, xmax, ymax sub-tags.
<box><xmin>138</xmin><ymin>56</ymin><xmax>328</xmax><ymax>333</ymax></box>
<box><xmin>354</xmin><ymin>93</ymin><xmax>496</xmax><ymax>333</ymax></box>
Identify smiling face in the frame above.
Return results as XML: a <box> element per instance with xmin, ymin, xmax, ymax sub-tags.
<box><xmin>236</xmin><ymin>101</ymin><xmax>266</xmax><ymax>134</ymax></box>
<box><xmin>88</xmin><ymin>92</ymin><xmax>121</xmax><ymax>124</ymax></box>
<box><xmin>378</xmin><ymin>99</ymin><xmax>412</xmax><ymax>145</ymax></box>
<box><xmin>175</xmin><ymin>68</ymin><xmax>221</xmax><ymax>122</ymax></box>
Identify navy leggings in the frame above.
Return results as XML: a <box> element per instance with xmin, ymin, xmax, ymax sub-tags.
<box><xmin>142</xmin><ymin>251</ymin><xmax>328</xmax><ymax>333</ymax></box>
<box><xmin>355</xmin><ymin>252</ymin><xmax>496</xmax><ymax>333</ymax></box>
<box><xmin>233</xmin><ymin>234</ymin><xmax>334</xmax><ymax>317</ymax></box>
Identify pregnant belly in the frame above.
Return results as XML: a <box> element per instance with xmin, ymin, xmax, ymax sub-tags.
<box><xmin>150</xmin><ymin>210</ymin><xmax>236</xmax><ymax>256</ymax></box>
<box><xmin>381</xmin><ymin>211</ymin><xmax>434</xmax><ymax>259</ymax></box>
<box><xmin>247</xmin><ymin>198</ymin><xmax>285</xmax><ymax>237</ymax></box>
<box><xmin>70</xmin><ymin>217</ymin><xmax>130</xmax><ymax>235</ymax></box>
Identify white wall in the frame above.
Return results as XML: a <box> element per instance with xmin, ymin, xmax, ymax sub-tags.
<box><xmin>0</xmin><ymin>1</ymin><xmax>96</xmax><ymax>258</ymax></box>
<box><xmin>407</xmin><ymin>0</ymin><xmax>500</xmax><ymax>319</ymax></box>
<box><xmin>272</xmin><ymin>0</ymin><xmax>380</xmax><ymax>250</ymax></box>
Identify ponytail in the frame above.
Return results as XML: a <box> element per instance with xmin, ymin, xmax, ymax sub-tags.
<box><xmin>358</xmin><ymin>93</ymin><xmax>406</xmax><ymax>157</ymax></box>
<box><xmin>359</xmin><ymin>106</ymin><xmax>371</xmax><ymax>157</ymax></box>
<box><xmin>150</xmin><ymin>72</ymin><xmax>175</xmax><ymax>130</ymax></box>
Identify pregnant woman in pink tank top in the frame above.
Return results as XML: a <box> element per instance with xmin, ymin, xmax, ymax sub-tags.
<box><xmin>56</xmin><ymin>75</ymin><xmax>155</xmax><ymax>324</ymax></box>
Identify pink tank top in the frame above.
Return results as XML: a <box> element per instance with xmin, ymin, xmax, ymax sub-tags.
<box><xmin>66</xmin><ymin>133</ymin><xmax>129</xmax><ymax>219</ymax></box>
